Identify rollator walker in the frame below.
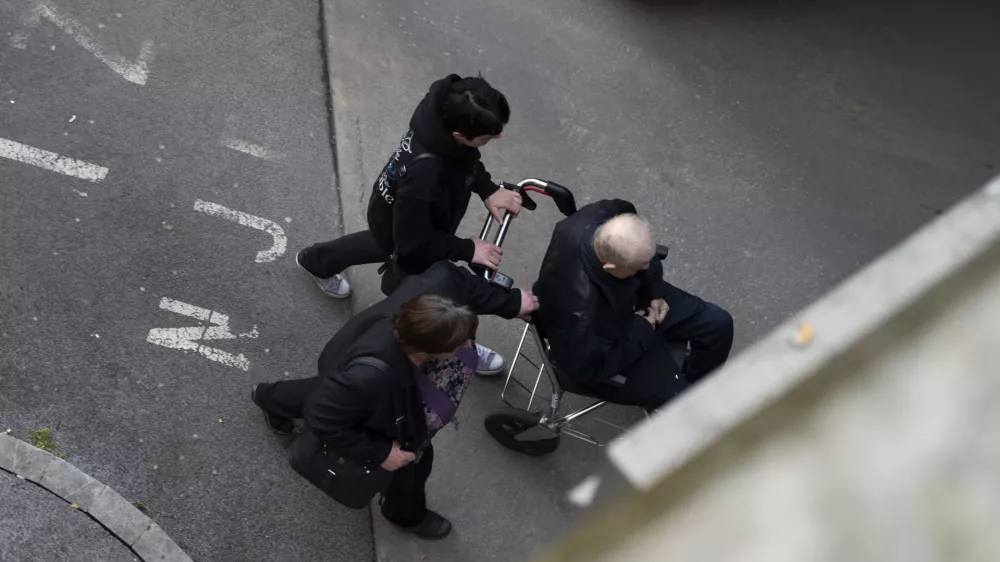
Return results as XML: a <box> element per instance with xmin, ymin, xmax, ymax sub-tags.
<box><xmin>470</xmin><ymin>179</ymin><xmax>689</xmax><ymax>456</ymax></box>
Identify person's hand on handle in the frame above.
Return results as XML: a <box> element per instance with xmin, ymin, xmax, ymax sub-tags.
<box><xmin>517</xmin><ymin>289</ymin><xmax>540</xmax><ymax>320</ymax></box>
<box><xmin>471</xmin><ymin>238</ymin><xmax>503</xmax><ymax>270</ymax></box>
<box><xmin>485</xmin><ymin>188</ymin><xmax>523</xmax><ymax>223</ymax></box>
<box><xmin>650</xmin><ymin>298</ymin><xmax>669</xmax><ymax>324</ymax></box>
<box><xmin>380</xmin><ymin>441</ymin><xmax>416</xmax><ymax>472</ymax></box>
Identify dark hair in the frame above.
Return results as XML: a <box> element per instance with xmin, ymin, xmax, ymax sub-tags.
<box><xmin>393</xmin><ymin>294</ymin><xmax>478</xmax><ymax>354</ymax></box>
<box><xmin>440</xmin><ymin>75</ymin><xmax>510</xmax><ymax>140</ymax></box>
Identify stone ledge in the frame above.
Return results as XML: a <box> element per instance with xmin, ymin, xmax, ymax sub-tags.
<box><xmin>0</xmin><ymin>433</ymin><xmax>193</xmax><ymax>562</ymax></box>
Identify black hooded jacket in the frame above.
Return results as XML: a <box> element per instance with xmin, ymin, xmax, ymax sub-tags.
<box><xmin>366</xmin><ymin>75</ymin><xmax>502</xmax><ymax>275</ymax></box>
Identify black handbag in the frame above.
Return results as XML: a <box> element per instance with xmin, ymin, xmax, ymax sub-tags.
<box><xmin>286</xmin><ymin>357</ymin><xmax>398</xmax><ymax>509</ymax></box>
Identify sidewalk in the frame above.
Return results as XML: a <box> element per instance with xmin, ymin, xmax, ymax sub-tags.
<box><xmin>318</xmin><ymin>2</ymin><xmax>646</xmax><ymax>561</ymax></box>
<box><xmin>0</xmin><ymin>433</ymin><xmax>192</xmax><ymax>562</ymax></box>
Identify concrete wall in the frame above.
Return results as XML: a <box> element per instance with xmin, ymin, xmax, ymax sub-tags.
<box><xmin>530</xmin><ymin>176</ymin><xmax>1000</xmax><ymax>562</ymax></box>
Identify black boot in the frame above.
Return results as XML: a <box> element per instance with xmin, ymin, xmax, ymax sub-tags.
<box><xmin>395</xmin><ymin>511</ymin><xmax>452</xmax><ymax>540</ymax></box>
<box><xmin>250</xmin><ymin>384</ymin><xmax>295</xmax><ymax>435</ymax></box>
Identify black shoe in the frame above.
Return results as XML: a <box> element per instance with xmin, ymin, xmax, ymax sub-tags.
<box><xmin>251</xmin><ymin>383</ymin><xmax>295</xmax><ymax>435</ymax></box>
<box><xmin>398</xmin><ymin>511</ymin><xmax>452</xmax><ymax>540</ymax></box>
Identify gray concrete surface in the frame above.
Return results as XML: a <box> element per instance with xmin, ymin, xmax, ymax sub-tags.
<box><xmin>0</xmin><ymin>0</ymin><xmax>371</xmax><ymax>561</ymax></box>
<box><xmin>0</xmin><ymin>470</ymin><xmax>135</xmax><ymax>562</ymax></box>
<box><xmin>322</xmin><ymin>0</ymin><xmax>1000</xmax><ymax>560</ymax></box>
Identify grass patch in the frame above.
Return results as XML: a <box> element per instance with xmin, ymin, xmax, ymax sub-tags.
<box><xmin>131</xmin><ymin>501</ymin><xmax>148</xmax><ymax>512</ymax></box>
<box><xmin>26</xmin><ymin>428</ymin><xmax>67</xmax><ymax>460</ymax></box>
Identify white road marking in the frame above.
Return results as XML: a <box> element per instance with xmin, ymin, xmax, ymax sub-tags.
<box><xmin>10</xmin><ymin>31</ymin><xmax>28</xmax><ymax>49</ymax></box>
<box><xmin>220</xmin><ymin>138</ymin><xmax>281</xmax><ymax>160</ymax></box>
<box><xmin>0</xmin><ymin>137</ymin><xmax>109</xmax><ymax>182</ymax></box>
<box><xmin>146</xmin><ymin>297</ymin><xmax>258</xmax><ymax>371</ymax></box>
<box><xmin>193</xmin><ymin>199</ymin><xmax>287</xmax><ymax>263</ymax></box>
<box><xmin>21</xmin><ymin>2</ymin><xmax>155</xmax><ymax>85</ymax></box>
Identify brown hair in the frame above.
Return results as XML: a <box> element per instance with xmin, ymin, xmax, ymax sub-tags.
<box><xmin>393</xmin><ymin>294</ymin><xmax>478</xmax><ymax>354</ymax></box>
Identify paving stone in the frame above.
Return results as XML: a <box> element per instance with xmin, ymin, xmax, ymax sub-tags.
<box><xmin>0</xmin><ymin>433</ymin><xmax>18</xmax><ymax>472</ymax></box>
<box><xmin>89</xmin><ymin>485</ymin><xmax>152</xmax><ymax>545</ymax></box>
<box><xmin>11</xmin><ymin>439</ymin><xmax>56</xmax><ymax>482</ymax></box>
<box><xmin>133</xmin><ymin>523</ymin><xmax>194</xmax><ymax>562</ymax></box>
<box><xmin>39</xmin><ymin>457</ymin><xmax>108</xmax><ymax>511</ymax></box>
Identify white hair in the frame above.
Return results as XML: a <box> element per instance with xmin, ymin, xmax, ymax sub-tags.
<box><xmin>592</xmin><ymin>214</ymin><xmax>656</xmax><ymax>268</ymax></box>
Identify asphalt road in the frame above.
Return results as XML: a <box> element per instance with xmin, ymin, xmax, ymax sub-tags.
<box><xmin>322</xmin><ymin>0</ymin><xmax>1000</xmax><ymax>560</ymax></box>
<box><xmin>0</xmin><ymin>0</ymin><xmax>370</xmax><ymax>561</ymax></box>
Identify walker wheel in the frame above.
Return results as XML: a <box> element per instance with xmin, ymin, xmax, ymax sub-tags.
<box><xmin>484</xmin><ymin>410</ymin><xmax>560</xmax><ymax>456</ymax></box>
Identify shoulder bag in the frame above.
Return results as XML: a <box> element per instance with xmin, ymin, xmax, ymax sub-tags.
<box><xmin>286</xmin><ymin>356</ymin><xmax>400</xmax><ymax>509</ymax></box>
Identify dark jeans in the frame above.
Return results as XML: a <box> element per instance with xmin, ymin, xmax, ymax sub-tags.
<box><xmin>585</xmin><ymin>283</ymin><xmax>734</xmax><ymax>411</ymax></box>
<box><xmin>298</xmin><ymin>230</ymin><xmax>403</xmax><ymax>295</ymax></box>
<box><xmin>255</xmin><ymin>379</ymin><xmax>432</xmax><ymax>527</ymax></box>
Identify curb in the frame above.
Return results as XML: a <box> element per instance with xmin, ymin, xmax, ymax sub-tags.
<box><xmin>319</xmin><ymin>0</ymin><xmax>380</xmax><ymax>303</ymax></box>
<box><xmin>318</xmin><ymin>1</ymin><xmax>392</xmax><ymax>557</ymax></box>
<box><xmin>0</xmin><ymin>432</ymin><xmax>193</xmax><ymax>562</ymax></box>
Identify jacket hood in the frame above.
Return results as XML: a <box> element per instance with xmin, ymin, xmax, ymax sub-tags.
<box><xmin>409</xmin><ymin>75</ymin><xmax>482</xmax><ymax>163</ymax></box>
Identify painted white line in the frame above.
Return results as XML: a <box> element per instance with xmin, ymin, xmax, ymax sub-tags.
<box><xmin>29</xmin><ymin>1</ymin><xmax>154</xmax><ymax>85</ymax></box>
<box><xmin>0</xmin><ymin>137</ymin><xmax>108</xmax><ymax>182</ymax></box>
<box><xmin>10</xmin><ymin>31</ymin><xmax>29</xmax><ymax>49</ymax></box>
<box><xmin>193</xmin><ymin>199</ymin><xmax>287</xmax><ymax>263</ymax></box>
<box><xmin>146</xmin><ymin>297</ymin><xmax>258</xmax><ymax>371</ymax></box>
<box><xmin>220</xmin><ymin>138</ymin><xmax>281</xmax><ymax>160</ymax></box>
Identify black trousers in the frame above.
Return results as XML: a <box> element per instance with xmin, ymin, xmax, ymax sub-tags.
<box><xmin>584</xmin><ymin>283</ymin><xmax>734</xmax><ymax>412</ymax></box>
<box><xmin>299</xmin><ymin>230</ymin><xmax>385</xmax><ymax>278</ymax></box>
<box><xmin>255</xmin><ymin>379</ymin><xmax>433</xmax><ymax>527</ymax></box>
<box><xmin>298</xmin><ymin>230</ymin><xmax>405</xmax><ymax>296</ymax></box>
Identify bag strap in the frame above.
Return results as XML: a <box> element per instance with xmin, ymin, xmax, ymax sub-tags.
<box><xmin>345</xmin><ymin>356</ymin><xmax>391</xmax><ymax>374</ymax></box>
<box><xmin>402</xmin><ymin>152</ymin><xmax>439</xmax><ymax>176</ymax></box>
<box><xmin>345</xmin><ymin>356</ymin><xmax>408</xmax><ymax>449</ymax></box>
<box><xmin>409</xmin><ymin>152</ymin><xmax>439</xmax><ymax>165</ymax></box>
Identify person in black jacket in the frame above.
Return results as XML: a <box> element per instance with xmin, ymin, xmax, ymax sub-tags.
<box><xmin>532</xmin><ymin>200</ymin><xmax>734</xmax><ymax>412</ymax></box>
<box><xmin>251</xmin><ymin>261</ymin><xmax>538</xmax><ymax>539</ymax></box>
<box><xmin>295</xmin><ymin>74</ymin><xmax>523</xmax><ymax>375</ymax></box>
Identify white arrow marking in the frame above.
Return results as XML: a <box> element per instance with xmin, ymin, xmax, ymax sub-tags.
<box><xmin>0</xmin><ymin>137</ymin><xmax>109</xmax><ymax>182</ymax></box>
<box><xmin>146</xmin><ymin>297</ymin><xmax>258</xmax><ymax>371</ymax></box>
<box><xmin>193</xmin><ymin>199</ymin><xmax>287</xmax><ymax>263</ymax></box>
<box><xmin>15</xmin><ymin>2</ymin><xmax>154</xmax><ymax>85</ymax></box>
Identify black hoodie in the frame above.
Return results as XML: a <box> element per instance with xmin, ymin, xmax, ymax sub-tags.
<box><xmin>366</xmin><ymin>75</ymin><xmax>501</xmax><ymax>275</ymax></box>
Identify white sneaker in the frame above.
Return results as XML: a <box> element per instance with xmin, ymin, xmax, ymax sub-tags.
<box><xmin>296</xmin><ymin>250</ymin><xmax>352</xmax><ymax>299</ymax></box>
<box><xmin>475</xmin><ymin>343</ymin><xmax>505</xmax><ymax>376</ymax></box>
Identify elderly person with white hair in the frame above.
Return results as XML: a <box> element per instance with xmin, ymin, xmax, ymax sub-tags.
<box><xmin>532</xmin><ymin>199</ymin><xmax>733</xmax><ymax>412</ymax></box>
